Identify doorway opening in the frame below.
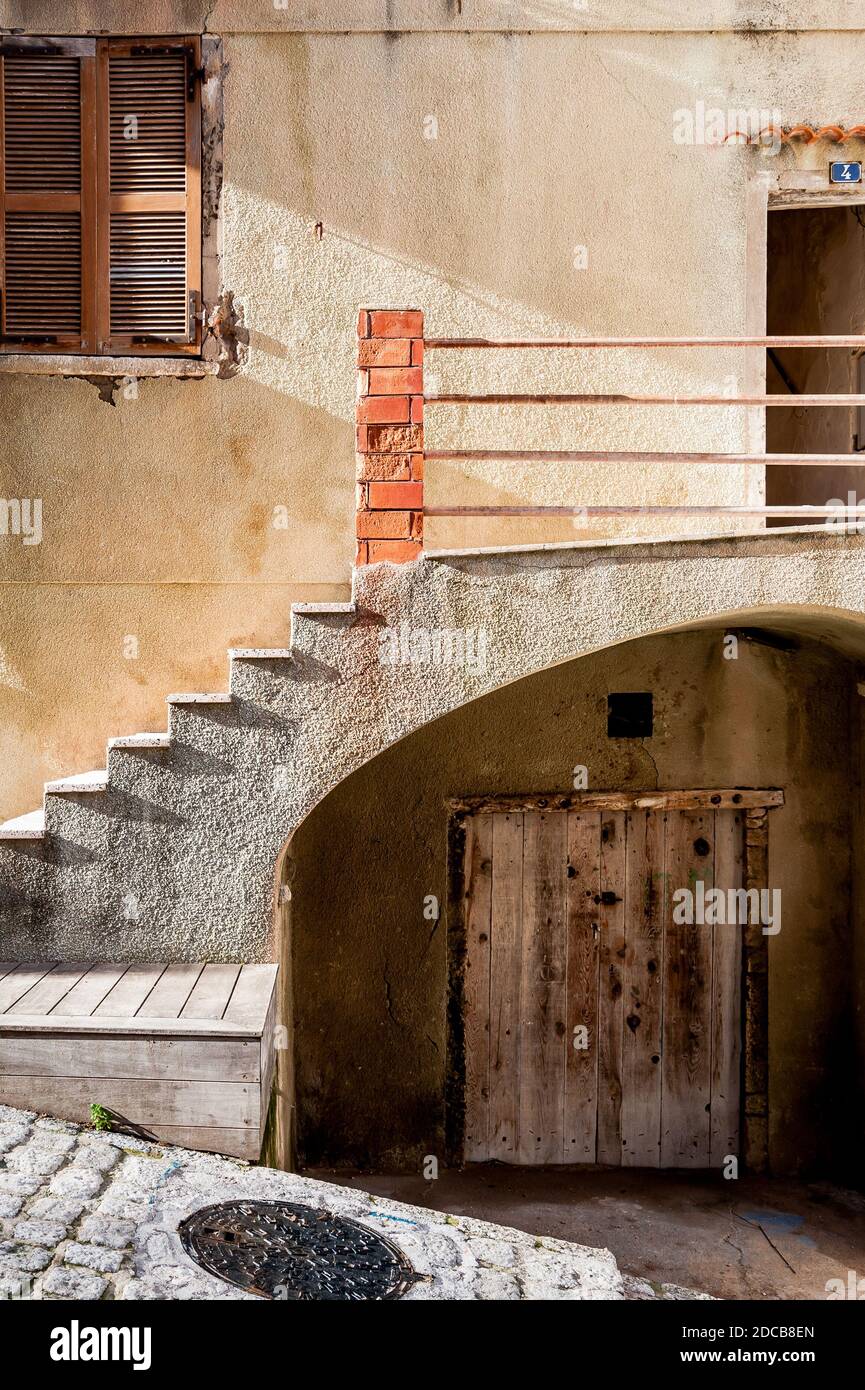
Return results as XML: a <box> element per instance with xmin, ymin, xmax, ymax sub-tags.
<box><xmin>766</xmin><ymin>200</ymin><xmax>865</xmax><ymax>523</ymax></box>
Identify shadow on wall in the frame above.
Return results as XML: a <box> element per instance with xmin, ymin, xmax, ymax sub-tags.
<box><xmin>282</xmin><ymin>621</ymin><xmax>860</xmax><ymax>1181</ymax></box>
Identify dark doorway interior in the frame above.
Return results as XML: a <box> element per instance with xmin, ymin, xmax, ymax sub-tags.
<box><xmin>766</xmin><ymin>204</ymin><xmax>865</xmax><ymax>523</ymax></box>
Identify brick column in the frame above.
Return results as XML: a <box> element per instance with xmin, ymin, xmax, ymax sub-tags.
<box><xmin>355</xmin><ymin>308</ymin><xmax>424</xmax><ymax>564</ymax></box>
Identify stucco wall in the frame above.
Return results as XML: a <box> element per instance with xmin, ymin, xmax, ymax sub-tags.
<box><xmin>287</xmin><ymin>626</ymin><xmax>856</xmax><ymax>1177</ymax></box>
<box><xmin>2</xmin><ymin>13</ymin><xmax>865</xmax><ymax>825</ymax></box>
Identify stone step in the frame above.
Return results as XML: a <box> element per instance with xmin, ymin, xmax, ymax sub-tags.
<box><xmin>290</xmin><ymin>602</ymin><xmax>357</xmax><ymax>616</ymax></box>
<box><xmin>165</xmin><ymin>693</ymin><xmax>233</xmax><ymax>705</ymax></box>
<box><xmin>44</xmin><ymin>770</ymin><xmax>109</xmax><ymax>795</ymax></box>
<box><xmin>290</xmin><ymin>601</ymin><xmax>358</xmax><ymax>651</ymax></box>
<box><xmin>0</xmin><ymin>809</ymin><xmax>46</xmax><ymax>841</ymax></box>
<box><xmin>108</xmin><ymin>733</ymin><xmax>172</xmax><ymax>749</ymax></box>
<box><xmin>228</xmin><ymin>648</ymin><xmax>294</xmax><ymax>660</ymax></box>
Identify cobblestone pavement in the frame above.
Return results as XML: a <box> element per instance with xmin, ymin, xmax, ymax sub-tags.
<box><xmin>0</xmin><ymin>1106</ymin><xmax>650</xmax><ymax>1301</ymax></box>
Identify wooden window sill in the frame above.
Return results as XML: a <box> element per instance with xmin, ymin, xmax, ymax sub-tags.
<box><xmin>0</xmin><ymin>353</ymin><xmax>218</xmax><ymax>379</ymax></box>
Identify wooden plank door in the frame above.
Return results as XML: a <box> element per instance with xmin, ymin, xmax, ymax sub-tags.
<box><xmin>460</xmin><ymin>803</ymin><xmax>746</xmax><ymax>1166</ymax></box>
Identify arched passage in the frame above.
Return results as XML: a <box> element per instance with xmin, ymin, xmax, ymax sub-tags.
<box><xmin>275</xmin><ymin>606</ymin><xmax>865</xmax><ymax>1183</ymax></box>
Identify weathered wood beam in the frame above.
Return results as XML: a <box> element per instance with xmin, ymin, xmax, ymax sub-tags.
<box><xmin>448</xmin><ymin>790</ymin><xmax>784</xmax><ymax>814</ymax></box>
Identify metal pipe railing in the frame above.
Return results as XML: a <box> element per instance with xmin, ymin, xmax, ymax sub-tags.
<box><xmin>423</xmin><ymin>332</ymin><xmax>865</xmax><ymax>525</ymax></box>
<box><xmin>425</xmin><ymin>334</ymin><xmax>865</xmax><ymax>349</ymax></box>
<box><xmin>428</xmin><ymin>392</ymin><xmax>865</xmax><ymax>406</ymax></box>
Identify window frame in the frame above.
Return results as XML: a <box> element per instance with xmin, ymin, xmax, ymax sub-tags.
<box><xmin>0</xmin><ymin>33</ymin><xmax>203</xmax><ymax>360</ymax></box>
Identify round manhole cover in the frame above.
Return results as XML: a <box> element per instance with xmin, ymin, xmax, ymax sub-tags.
<box><xmin>179</xmin><ymin>1200</ymin><xmax>419</xmax><ymax>1301</ymax></box>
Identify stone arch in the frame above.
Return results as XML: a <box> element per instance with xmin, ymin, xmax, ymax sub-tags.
<box><xmin>274</xmin><ymin>586</ymin><xmax>865</xmax><ymax>1177</ymax></box>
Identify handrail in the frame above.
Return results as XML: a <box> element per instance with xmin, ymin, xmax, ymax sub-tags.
<box><xmin>354</xmin><ymin>308</ymin><xmax>865</xmax><ymax>566</ymax></box>
<box><xmin>425</xmin><ymin>505</ymin><xmax>865</xmax><ymax>519</ymax></box>
<box><xmin>427</xmin><ymin>393</ymin><xmax>865</xmax><ymax>406</ymax></box>
<box><xmin>425</xmin><ymin>450</ymin><xmax>865</xmax><ymax>464</ymax></box>
<box><xmin>425</xmin><ymin>335</ymin><xmax>865</xmax><ymax>349</ymax></box>
<box><xmin>428</xmin><ymin>453</ymin><xmax>865</xmax><ymax>464</ymax></box>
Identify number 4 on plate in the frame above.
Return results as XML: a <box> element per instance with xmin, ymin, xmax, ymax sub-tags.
<box><xmin>830</xmin><ymin>161</ymin><xmax>862</xmax><ymax>183</ymax></box>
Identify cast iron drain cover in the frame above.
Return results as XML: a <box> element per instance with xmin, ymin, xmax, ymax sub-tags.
<box><xmin>179</xmin><ymin>1200</ymin><xmax>420</xmax><ymax>1301</ymax></box>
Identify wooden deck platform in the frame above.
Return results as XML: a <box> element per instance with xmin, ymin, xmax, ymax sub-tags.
<box><xmin>0</xmin><ymin>962</ymin><xmax>278</xmax><ymax>1160</ymax></box>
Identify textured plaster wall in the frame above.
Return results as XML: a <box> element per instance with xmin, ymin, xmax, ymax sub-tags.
<box><xmin>2</xmin><ymin>16</ymin><xmax>865</xmax><ymax>822</ymax></box>
<box><xmin>288</xmin><ymin>627</ymin><xmax>855</xmax><ymax>1177</ymax></box>
<box><xmin>0</xmin><ymin>2</ymin><xmax>859</xmax><ymax>36</ymax></box>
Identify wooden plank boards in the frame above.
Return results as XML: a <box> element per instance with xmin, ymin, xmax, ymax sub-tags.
<box><xmin>450</xmin><ymin>790</ymin><xmax>783</xmax><ymax>815</ymax></box>
<box><xmin>621</xmin><ymin>810</ymin><xmax>665</xmax><ymax>1167</ymax></box>
<box><xmin>517</xmin><ymin>811</ymin><xmax>566</xmax><ymax>1163</ymax></box>
<box><xmin>181</xmin><ymin>963</ymin><xmax>242</xmax><ymax>1019</ymax></box>
<box><xmin>0</xmin><ymin>958</ymin><xmax>279</xmax><ymax>1162</ymax></box>
<box><xmin>711</xmin><ymin>809</ymin><xmax>744</xmax><ymax>1166</ymax></box>
<box><xmin>0</xmin><ymin>962</ymin><xmax>275</xmax><ymax>1026</ymax></box>
<box><xmin>489</xmin><ymin>812</ymin><xmax>522</xmax><ymax>1159</ymax></box>
<box><xmin>0</xmin><ymin>1014</ymin><xmax>267</xmax><ymax>1038</ymax></box>
<box><xmin>135</xmin><ymin>1125</ymin><xmax>260</xmax><ymax>1160</ymax></box>
<box><xmin>223</xmin><ymin>964</ymin><xmax>279</xmax><ymax>1030</ymax></box>
<box><xmin>136</xmin><ymin>963</ymin><xmax>203</xmax><ymax>1018</ymax></box>
<box><xmin>0</xmin><ymin>963</ymin><xmax>56</xmax><ymax>1013</ymax></box>
<box><xmin>458</xmin><ymin>802</ymin><xmax>747</xmax><ymax>1169</ymax></box>
<box><xmin>51</xmin><ymin>963</ymin><xmax>127</xmax><ymax>1016</ymax></box>
<box><xmin>0</xmin><ymin>1074</ymin><xmax>258</xmax><ymax>1128</ymax></box>
<box><xmin>564</xmin><ymin>810</ymin><xmax>601</xmax><ymax>1161</ymax></box>
<box><xmin>1</xmin><ymin>1034</ymin><xmax>259</xmax><ymax>1082</ymax></box>
<box><xmin>596</xmin><ymin>811</ymin><xmax>626</xmax><ymax>1164</ymax></box>
<box><xmin>463</xmin><ymin>815</ymin><xmax>492</xmax><ymax>1161</ymax></box>
<box><xmin>93</xmin><ymin>963</ymin><xmax>166</xmax><ymax>1017</ymax></box>
<box><xmin>7</xmin><ymin>963</ymin><xmax>90</xmax><ymax>1014</ymax></box>
<box><xmin>661</xmin><ymin>811</ymin><xmax>714</xmax><ymax>1167</ymax></box>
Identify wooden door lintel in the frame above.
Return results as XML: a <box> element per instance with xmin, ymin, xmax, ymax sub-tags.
<box><xmin>448</xmin><ymin>789</ymin><xmax>784</xmax><ymax>815</ymax></box>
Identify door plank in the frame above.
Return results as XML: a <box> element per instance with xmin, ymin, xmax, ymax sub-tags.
<box><xmin>463</xmin><ymin>815</ymin><xmax>493</xmax><ymax>1161</ymax></box>
<box><xmin>564</xmin><ymin>809</ymin><xmax>601</xmax><ymax>1162</ymax></box>
<box><xmin>517</xmin><ymin>811</ymin><xmax>567</xmax><ymax>1164</ymax></box>
<box><xmin>621</xmin><ymin>809</ymin><xmax>665</xmax><ymax>1167</ymax></box>
<box><xmin>661</xmin><ymin>811</ymin><xmax>713</xmax><ymax>1166</ymax></box>
<box><xmin>488</xmin><ymin>812</ymin><xmax>523</xmax><ymax>1160</ymax></box>
<box><xmin>710</xmin><ymin>808</ymin><xmax>744</xmax><ymax>1167</ymax></box>
<box><xmin>597</xmin><ymin>811</ymin><xmax>627</xmax><ymax>1163</ymax></box>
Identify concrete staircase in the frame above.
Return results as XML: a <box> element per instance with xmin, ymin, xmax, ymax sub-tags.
<box><xmin>0</xmin><ymin>598</ymin><xmax>365</xmax><ymax>965</ymax></box>
<box><xmin>0</xmin><ymin>603</ymin><xmax>355</xmax><ymax>849</ymax></box>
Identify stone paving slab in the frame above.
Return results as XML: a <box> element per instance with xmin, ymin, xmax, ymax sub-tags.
<box><xmin>0</xmin><ymin>1106</ymin><xmax>631</xmax><ymax>1301</ymax></box>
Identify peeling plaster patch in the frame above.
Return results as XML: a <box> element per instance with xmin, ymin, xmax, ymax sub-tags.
<box><xmin>206</xmin><ymin>291</ymin><xmax>249</xmax><ymax>378</ymax></box>
<box><xmin>78</xmin><ymin>376</ymin><xmax>122</xmax><ymax>407</ymax></box>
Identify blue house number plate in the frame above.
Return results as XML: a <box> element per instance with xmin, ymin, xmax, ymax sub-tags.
<box><xmin>830</xmin><ymin>162</ymin><xmax>862</xmax><ymax>183</ymax></box>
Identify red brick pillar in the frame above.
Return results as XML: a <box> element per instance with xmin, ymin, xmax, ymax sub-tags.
<box><xmin>355</xmin><ymin>308</ymin><xmax>424</xmax><ymax>564</ymax></box>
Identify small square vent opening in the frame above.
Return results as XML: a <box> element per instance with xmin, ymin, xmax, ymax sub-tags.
<box><xmin>607</xmin><ymin>692</ymin><xmax>653</xmax><ymax>738</ymax></box>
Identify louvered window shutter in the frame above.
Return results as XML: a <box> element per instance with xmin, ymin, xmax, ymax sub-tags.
<box><xmin>96</xmin><ymin>38</ymin><xmax>201</xmax><ymax>354</ymax></box>
<box><xmin>0</xmin><ymin>37</ymin><xmax>96</xmax><ymax>353</ymax></box>
<box><xmin>0</xmin><ymin>34</ymin><xmax>201</xmax><ymax>358</ymax></box>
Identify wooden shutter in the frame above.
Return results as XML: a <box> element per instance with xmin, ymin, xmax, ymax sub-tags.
<box><xmin>0</xmin><ymin>37</ymin><xmax>96</xmax><ymax>353</ymax></box>
<box><xmin>0</xmin><ymin>34</ymin><xmax>201</xmax><ymax>358</ymax></box>
<box><xmin>96</xmin><ymin>37</ymin><xmax>201</xmax><ymax>355</ymax></box>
